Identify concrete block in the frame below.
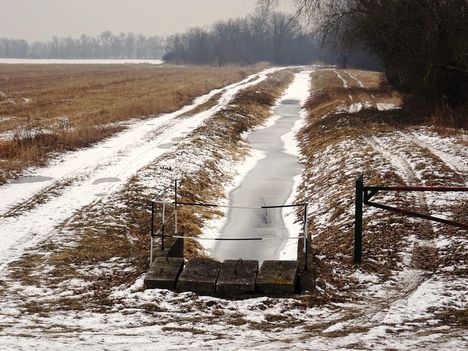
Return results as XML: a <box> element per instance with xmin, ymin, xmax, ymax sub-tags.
<box><xmin>216</xmin><ymin>259</ymin><xmax>259</xmax><ymax>297</ymax></box>
<box><xmin>176</xmin><ymin>258</ymin><xmax>221</xmax><ymax>295</ymax></box>
<box><xmin>144</xmin><ymin>257</ymin><xmax>185</xmax><ymax>290</ymax></box>
<box><xmin>256</xmin><ymin>260</ymin><xmax>298</xmax><ymax>295</ymax></box>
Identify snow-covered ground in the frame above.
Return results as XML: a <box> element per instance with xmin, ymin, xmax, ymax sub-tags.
<box><xmin>0</xmin><ymin>58</ymin><xmax>164</xmax><ymax>65</ymax></box>
<box><xmin>0</xmin><ymin>67</ymin><xmax>281</xmax><ymax>270</ymax></box>
<box><xmin>296</xmin><ymin>69</ymin><xmax>468</xmax><ymax>350</ymax></box>
<box><xmin>0</xmin><ymin>67</ymin><xmax>466</xmax><ymax>350</ymax></box>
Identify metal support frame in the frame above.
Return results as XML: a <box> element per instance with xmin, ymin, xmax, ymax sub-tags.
<box><xmin>148</xmin><ymin>180</ymin><xmax>177</xmax><ymax>266</ymax></box>
<box><xmin>150</xmin><ymin>201</ymin><xmax>155</xmax><ymax>264</ymax></box>
<box><xmin>354</xmin><ymin>175</ymin><xmax>468</xmax><ymax>264</ymax></box>
<box><xmin>148</xmin><ymin>179</ymin><xmax>311</xmax><ymax>268</ymax></box>
<box><xmin>161</xmin><ymin>189</ymin><xmax>166</xmax><ymax>251</ymax></box>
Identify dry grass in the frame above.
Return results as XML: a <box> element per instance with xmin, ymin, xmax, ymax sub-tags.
<box><xmin>0</xmin><ymin>64</ymin><xmax>260</xmax><ymax>184</ymax></box>
<box><xmin>297</xmin><ymin>69</ymin><xmax>467</xmax><ymax>304</ymax></box>
<box><xmin>5</xmin><ymin>69</ymin><xmax>295</xmax><ymax>312</ymax></box>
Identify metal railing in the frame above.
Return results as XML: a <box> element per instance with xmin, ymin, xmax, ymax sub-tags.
<box><xmin>354</xmin><ymin>175</ymin><xmax>468</xmax><ymax>264</ymax></box>
<box><xmin>148</xmin><ymin>178</ymin><xmax>310</xmax><ymax>270</ymax></box>
<box><xmin>149</xmin><ymin>180</ymin><xmax>179</xmax><ymax>264</ymax></box>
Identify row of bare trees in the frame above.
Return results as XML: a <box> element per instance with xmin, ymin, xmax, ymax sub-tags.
<box><xmin>0</xmin><ymin>32</ymin><xmax>164</xmax><ymax>59</ymax></box>
<box><xmin>163</xmin><ymin>9</ymin><xmax>335</xmax><ymax>65</ymax></box>
<box><xmin>262</xmin><ymin>0</ymin><xmax>468</xmax><ymax>125</ymax></box>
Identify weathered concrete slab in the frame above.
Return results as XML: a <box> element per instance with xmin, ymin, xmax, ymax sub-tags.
<box><xmin>216</xmin><ymin>259</ymin><xmax>259</xmax><ymax>297</ymax></box>
<box><xmin>176</xmin><ymin>258</ymin><xmax>221</xmax><ymax>295</ymax></box>
<box><xmin>144</xmin><ymin>257</ymin><xmax>185</xmax><ymax>290</ymax></box>
<box><xmin>256</xmin><ymin>260</ymin><xmax>298</xmax><ymax>295</ymax></box>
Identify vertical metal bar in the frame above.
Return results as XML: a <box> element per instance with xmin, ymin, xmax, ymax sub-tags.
<box><xmin>150</xmin><ymin>201</ymin><xmax>154</xmax><ymax>265</ymax></box>
<box><xmin>162</xmin><ymin>190</ymin><xmax>166</xmax><ymax>251</ymax></box>
<box><xmin>174</xmin><ymin>179</ymin><xmax>178</xmax><ymax>234</ymax></box>
<box><xmin>354</xmin><ymin>175</ymin><xmax>364</xmax><ymax>264</ymax></box>
<box><xmin>303</xmin><ymin>203</ymin><xmax>309</xmax><ymax>272</ymax></box>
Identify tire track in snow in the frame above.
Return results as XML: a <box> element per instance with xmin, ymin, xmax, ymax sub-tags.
<box><xmin>409</xmin><ymin>132</ymin><xmax>468</xmax><ymax>183</ymax></box>
<box><xmin>344</xmin><ymin>70</ymin><xmax>379</xmax><ymax>106</ymax></box>
<box><xmin>0</xmin><ymin>120</ymin><xmax>178</xmax><ymax>218</ymax></box>
<box><xmin>0</xmin><ymin>67</ymin><xmax>283</xmax><ymax>271</ymax></box>
<box><xmin>363</xmin><ymin>134</ymin><xmax>436</xmax><ymax>234</ymax></box>
<box><xmin>345</xmin><ymin>70</ymin><xmax>365</xmax><ymax>88</ymax></box>
<box><xmin>334</xmin><ymin>69</ymin><xmax>354</xmax><ymax>101</ymax></box>
<box><xmin>329</xmin><ymin>135</ymin><xmax>437</xmax><ymax>334</ymax></box>
<box><xmin>364</xmin><ymin>135</ymin><xmax>419</xmax><ymax>183</ymax></box>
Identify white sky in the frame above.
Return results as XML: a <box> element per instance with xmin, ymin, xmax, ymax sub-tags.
<box><xmin>0</xmin><ymin>0</ymin><xmax>294</xmax><ymax>41</ymax></box>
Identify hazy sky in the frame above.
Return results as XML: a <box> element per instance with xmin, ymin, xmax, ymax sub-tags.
<box><xmin>0</xmin><ymin>0</ymin><xmax>294</xmax><ymax>41</ymax></box>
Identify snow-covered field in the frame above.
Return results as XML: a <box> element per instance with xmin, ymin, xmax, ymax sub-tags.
<box><xmin>0</xmin><ymin>67</ymin><xmax>281</xmax><ymax>269</ymax></box>
<box><xmin>0</xmin><ymin>67</ymin><xmax>466</xmax><ymax>350</ymax></box>
<box><xmin>0</xmin><ymin>58</ymin><xmax>164</xmax><ymax>65</ymax></box>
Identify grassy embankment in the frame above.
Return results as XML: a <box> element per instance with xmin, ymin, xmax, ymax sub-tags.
<box><xmin>297</xmin><ymin>69</ymin><xmax>467</xmax><ymax>305</ymax></box>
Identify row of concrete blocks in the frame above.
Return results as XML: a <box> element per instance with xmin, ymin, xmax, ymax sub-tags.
<box><xmin>144</xmin><ymin>257</ymin><xmax>299</xmax><ymax>297</ymax></box>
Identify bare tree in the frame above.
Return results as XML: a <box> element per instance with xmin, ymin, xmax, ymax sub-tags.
<box><xmin>260</xmin><ymin>0</ymin><xmax>468</xmax><ymax>126</ymax></box>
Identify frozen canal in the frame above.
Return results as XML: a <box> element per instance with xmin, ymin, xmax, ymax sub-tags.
<box><xmin>213</xmin><ymin>71</ymin><xmax>312</xmax><ymax>262</ymax></box>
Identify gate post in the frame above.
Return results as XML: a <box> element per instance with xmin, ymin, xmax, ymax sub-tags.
<box><xmin>354</xmin><ymin>175</ymin><xmax>363</xmax><ymax>264</ymax></box>
<box><xmin>161</xmin><ymin>190</ymin><xmax>166</xmax><ymax>251</ymax></box>
<box><xmin>303</xmin><ymin>203</ymin><xmax>309</xmax><ymax>272</ymax></box>
<box><xmin>150</xmin><ymin>201</ymin><xmax>155</xmax><ymax>265</ymax></box>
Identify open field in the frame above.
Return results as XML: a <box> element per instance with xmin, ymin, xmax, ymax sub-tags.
<box><xmin>0</xmin><ymin>63</ymin><xmax>259</xmax><ymax>183</ymax></box>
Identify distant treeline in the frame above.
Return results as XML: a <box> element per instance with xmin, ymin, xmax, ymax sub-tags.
<box><xmin>163</xmin><ymin>9</ymin><xmax>380</xmax><ymax>68</ymax></box>
<box><xmin>164</xmin><ymin>10</ymin><xmax>330</xmax><ymax>65</ymax></box>
<box><xmin>0</xmin><ymin>31</ymin><xmax>164</xmax><ymax>59</ymax></box>
<box><xmin>0</xmin><ymin>10</ymin><xmax>381</xmax><ymax>69</ymax></box>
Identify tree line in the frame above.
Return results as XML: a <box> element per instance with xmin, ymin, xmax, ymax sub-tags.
<box><xmin>262</xmin><ymin>0</ymin><xmax>468</xmax><ymax>126</ymax></box>
<box><xmin>0</xmin><ymin>8</ymin><xmax>380</xmax><ymax>69</ymax></box>
<box><xmin>0</xmin><ymin>31</ymin><xmax>165</xmax><ymax>59</ymax></box>
<box><xmin>163</xmin><ymin>8</ymin><xmax>340</xmax><ymax>66</ymax></box>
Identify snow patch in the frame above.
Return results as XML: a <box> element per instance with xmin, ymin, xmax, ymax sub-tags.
<box><xmin>376</xmin><ymin>103</ymin><xmax>401</xmax><ymax>111</ymax></box>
